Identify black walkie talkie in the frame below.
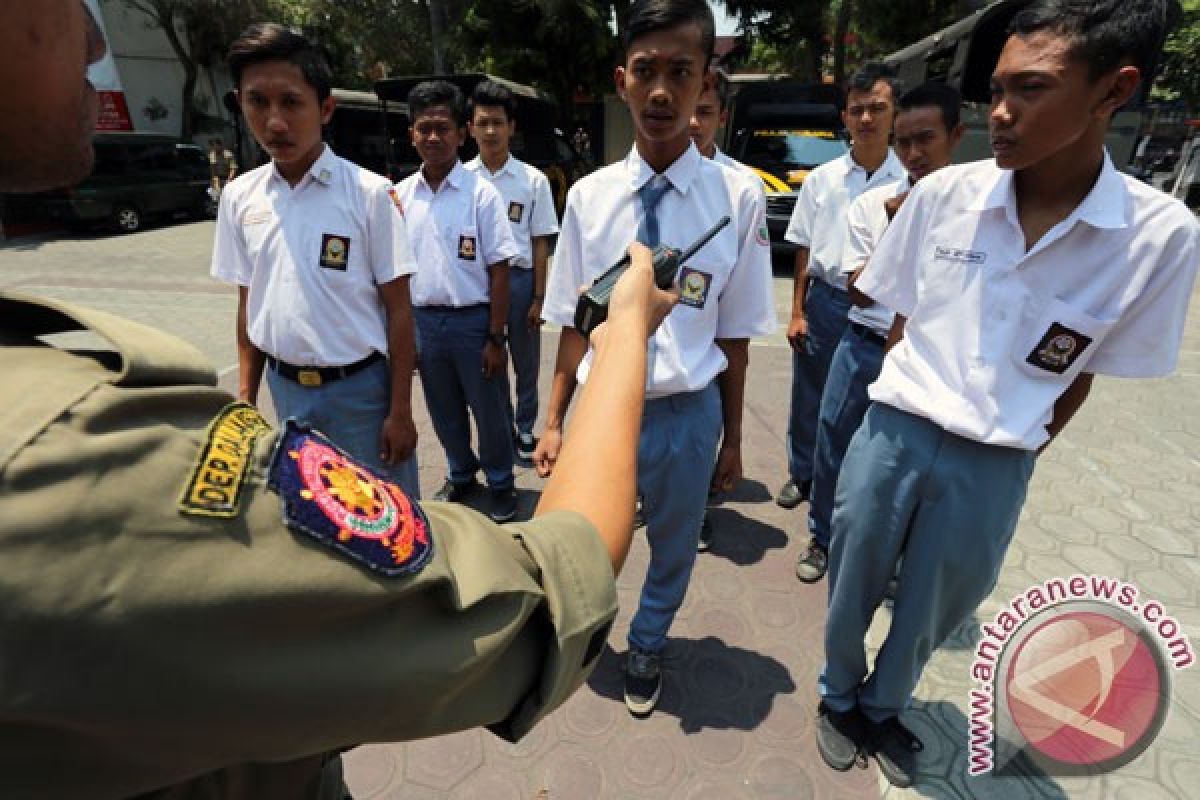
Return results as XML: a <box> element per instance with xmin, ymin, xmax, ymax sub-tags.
<box><xmin>574</xmin><ymin>215</ymin><xmax>731</xmax><ymax>337</ymax></box>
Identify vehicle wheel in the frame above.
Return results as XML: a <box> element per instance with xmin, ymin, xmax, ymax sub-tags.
<box><xmin>114</xmin><ymin>206</ymin><xmax>141</xmax><ymax>233</ymax></box>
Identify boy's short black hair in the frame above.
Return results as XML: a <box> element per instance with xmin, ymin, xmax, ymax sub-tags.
<box><xmin>469</xmin><ymin>80</ymin><xmax>516</xmax><ymax>122</ymax></box>
<box><xmin>1010</xmin><ymin>0</ymin><xmax>1182</xmax><ymax>81</ymax></box>
<box><xmin>713</xmin><ymin>70</ymin><xmax>731</xmax><ymax>109</ymax></box>
<box><xmin>228</xmin><ymin>23</ymin><xmax>333</xmax><ymax>104</ymax></box>
<box><xmin>622</xmin><ymin>0</ymin><xmax>715</xmax><ymax>68</ymax></box>
<box><xmin>408</xmin><ymin>80</ymin><xmax>467</xmax><ymax>126</ymax></box>
<box><xmin>846</xmin><ymin>61</ymin><xmax>899</xmax><ymax>99</ymax></box>
<box><xmin>897</xmin><ymin>82</ymin><xmax>962</xmax><ymax>130</ymax></box>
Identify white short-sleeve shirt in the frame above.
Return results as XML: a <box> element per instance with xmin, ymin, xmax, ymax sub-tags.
<box><xmin>393</xmin><ymin>161</ymin><xmax>520</xmax><ymax>307</ymax></box>
<box><xmin>857</xmin><ymin>154</ymin><xmax>1200</xmax><ymax>451</ymax></box>
<box><xmin>543</xmin><ymin>143</ymin><xmax>776</xmax><ymax>398</ymax></box>
<box><xmin>784</xmin><ymin>150</ymin><xmax>906</xmax><ymax>288</ymax></box>
<box><xmin>464</xmin><ymin>155</ymin><xmax>559</xmax><ymax>270</ymax></box>
<box><xmin>841</xmin><ymin>179</ymin><xmax>909</xmax><ymax>336</ymax></box>
<box><xmin>210</xmin><ymin>145</ymin><xmax>416</xmax><ymax>367</ymax></box>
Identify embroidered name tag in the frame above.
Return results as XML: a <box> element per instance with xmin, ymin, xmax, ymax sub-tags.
<box><xmin>508</xmin><ymin>201</ymin><xmax>525</xmax><ymax>223</ymax></box>
<box><xmin>1026</xmin><ymin>322</ymin><xmax>1092</xmax><ymax>374</ymax></box>
<box><xmin>458</xmin><ymin>234</ymin><xmax>477</xmax><ymax>261</ymax></box>
<box><xmin>179</xmin><ymin>403</ymin><xmax>271</xmax><ymax>518</ymax></box>
<box><xmin>320</xmin><ymin>233</ymin><xmax>350</xmax><ymax>270</ymax></box>
<box><xmin>934</xmin><ymin>245</ymin><xmax>986</xmax><ymax>264</ymax></box>
<box><xmin>242</xmin><ymin>210</ymin><xmax>272</xmax><ymax>226</ymax></box>
<box><xmin>678</xmin><ymin>267</ymin><xmax>714</xmax><ymax>309</ymax></box>
<box><xmin>268</xmin><ymin>423</ymin><xmax>433</xmax><ymax>577</ymax></box>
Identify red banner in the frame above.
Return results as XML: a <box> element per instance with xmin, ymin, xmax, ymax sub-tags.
<box><xmin>96</xmin><ymin>90</ymin><xmax>133</xmax><ymax>132</ymax></box>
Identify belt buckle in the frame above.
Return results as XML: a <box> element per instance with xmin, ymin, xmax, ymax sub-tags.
<box><xmin>297</xmin><ymin>369</ymin><xmax>323</xmax><ymax>387</ymax></box>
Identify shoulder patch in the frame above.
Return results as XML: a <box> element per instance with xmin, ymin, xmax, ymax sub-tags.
<box><xmin>180</xmin><ymin>403</ymin><xmax>272</xmax><ymax>518</ymax></box>
<box><xmin>268</xmin><ymin>422</ymin><xmax>433</xmax><ymax>577</ymax></box>
<box><xmin>387</xmin><ymin>187</ymin><xmax>405</xmax><ymax>216</ymax></box>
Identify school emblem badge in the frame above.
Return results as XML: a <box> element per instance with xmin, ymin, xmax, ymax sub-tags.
<box><xmin>319</xmin><ymin>233</ymin><xmax>350</xmax><ymax>270</ymax></box>
<box><xmin>269</xmin><ymin>423</ymin><xmax>433</xmax><ymax>577</ymax></box>
<box><xmin>1027</xmin><ymin>322</ymin><xmax>1092</xmax><ymax>375</ymax></box>
<box><xmin>458</xmin><ymin>234</ymin><xmax>477</xmax><ymax>261</ymax></box>
<box><xmin>678</xmin><ymin>267</ymin><xmax>713</xmax><ymax>309</ymax></box>
<box><xmin>508</xmin><ymin>201</ymin><xmax>525</xmax><ymax>223</ymax></box>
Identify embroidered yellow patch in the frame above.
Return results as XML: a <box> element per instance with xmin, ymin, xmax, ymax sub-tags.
<box><xmin>179</xmin><ymin>403</ymin><xmax>271</xmax><ymax>518</ymax></box>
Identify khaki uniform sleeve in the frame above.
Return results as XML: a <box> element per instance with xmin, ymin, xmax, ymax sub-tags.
<box><xmin>0</xmin><ymin>295</ymin><xmax>616</xmax><ymax>799</ymax></box>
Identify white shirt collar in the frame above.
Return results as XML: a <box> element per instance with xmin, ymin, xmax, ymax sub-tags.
<box><xmin>624</xmin><ymin>141</ymin><xmax>702</xmax><ymax>195</ymax></box>
<box><xmin>468</xmin><ymin>153</ymin><xmax>517</xmax><ymax>178</ymax></box>
<box><xmin>417</xmin><ymin>159</ymin><xmax>466</xmax><ymax>192</ymax></box>
<box><xmin>270</xmin><ymin>144</ymin><xmax>337</xmax><ymax>187</ymax></box>
<box><xmin>840</xmin><ymin>148</ymin><xmax>904</xmax><ymax>180</ymax></box>
<box><xmin>968</xmin><ymin>151</ymin><xmax>1129</xmax><ymax>231</ymax></box>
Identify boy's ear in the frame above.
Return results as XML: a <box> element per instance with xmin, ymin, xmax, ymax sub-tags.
<box><xmin>615</xmin><ymin>65</ymin><xmax>627</xmax><ymax>102</ymax></box>
<box><xmin>320</xmin><ymin>93</ymin><xmax>336</xmax><ymax>125</ymax></box>
<box><xmin>1096</xmin><ymin>65</ymin><xmax>1141</xmax><ymax>118</ymax></box>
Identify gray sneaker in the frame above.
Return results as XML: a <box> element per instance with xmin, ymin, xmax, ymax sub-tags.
<box><xmin>623</xmin><ymin>648</ymin><xmax>662</xmax><ymax>717</ymax></box>
<box><xmin>515</xmin><ymin>431</ymin><xmax>536</xmax><ymax>463</ymax></box>
<box><xmin>697</xmin><ymin>512</ymin><xmax>713</xmax><ymax>552</ymax></box>
<box><xmin>776</xmin><ymin>478</ymin><xmax>811</xmax><ymax>509</ymax></box>
<box><xmin>868</xmin><ymin>715</ymin><xmax>924</xmax><ymax>788</ymax></box>
<box><xmin>795</xmin><ymin>540</ymin><xmax>829</xmax><ymax>583</ymax></box>
<box><xmin>816</xmin><ymin>702</ymin><xmax>869</xmax><ymax>771</ymax></box>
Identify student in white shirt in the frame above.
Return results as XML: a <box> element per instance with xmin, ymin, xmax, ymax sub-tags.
<box><xmin>780</xmin><ymin>64</ymin><xmax>907</xmax><ymax>584</ymax></box>
<box><xmin>816</xmin><ymin>1</ymin><xmax>1198</xmax><ymax>787</ymax></box>
<box><xmin>211</xmin><ymin>24</ymin><xmax>420</xmax><ymax>496</ymax></box>
<box><xmin>393</xmin><ymin>81</ymin><xmax>521</xmax><ymax>523</ymax></box>
<box><xmin>534</xmin><ymin>0</ymin><xmax>775</xmax><ymax>718</ymax></box>
<box><xmin>465</xmin><ymin>80</ymin><xmax>560</xmax><ymax>464</ymax></box>
<box><xmin>803</xmin><ymin>82</ymin><xmax>965</xmax><ymax>583</ymax></box>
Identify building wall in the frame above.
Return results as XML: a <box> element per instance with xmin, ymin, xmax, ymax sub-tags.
<box><xmin>97</xmin><ymin>0</ymin><xmax>237</xmax><ymax>148</ymax></box>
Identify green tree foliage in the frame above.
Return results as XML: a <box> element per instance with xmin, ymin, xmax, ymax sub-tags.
<box><xmin>1156</xmin><ymin>0</ymin><xmax>1200</xmax><ymax>107</ymax></box>
<box><xmin>723</xmin><ymin>0</ymin><xmax>830</xmax><ymax>81</ymax></box>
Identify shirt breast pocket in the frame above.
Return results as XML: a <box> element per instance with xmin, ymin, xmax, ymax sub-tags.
<box><xmin>1014</xmin><ymin>297</ymin><xmax>1115</xmax><ymax>383</ymax></box>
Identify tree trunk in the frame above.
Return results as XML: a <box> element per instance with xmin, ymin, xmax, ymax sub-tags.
<box><xmin>832</xmin><ymin>0</ymin><xmax>853</xmax><ymax>86</ymax></box>
<box><xmin>151</xmin><ymin>5</ymin><xmax>198</xmax><ymax>140</ymax></box>
<box><xmin>427</xmin><ymin>0</ymin><xmax>447</xmax><ymax>73</ymax></box>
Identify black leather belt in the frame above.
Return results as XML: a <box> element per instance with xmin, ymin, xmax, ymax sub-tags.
<box><xmin>849</xmin><ymin>322</ymin><xmax>887</xmax><ymax>347</ymax></box>
<box><xmin>266</xmin><ymin>351</ymin><xmax>383</xmax><ymax>387</ymax></box>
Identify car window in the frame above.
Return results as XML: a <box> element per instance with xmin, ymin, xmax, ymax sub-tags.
<box><xmin>744</xmin><ymin>130</ymin><xmax>848</xmax><ymax>170</ymax></box>
<box><xmin>91</xmin><ymin>143</ymin><xmax>130</xmax><ymax>176</ymax></box>
<box><xmin>177</xmin><ymin>146</ymin><xmax>210</xmax><ymax>179</ymax></box>
<box><xmin>127</xmin><ymin>143</ymin><xmax>175</xmax><ymax>172</ymax></box>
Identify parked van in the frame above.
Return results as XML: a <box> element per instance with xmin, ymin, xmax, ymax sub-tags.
<box><xmin>6</xmin><ymin>133</ymin><xmax>213</xmax><ymax>233</ymax></box>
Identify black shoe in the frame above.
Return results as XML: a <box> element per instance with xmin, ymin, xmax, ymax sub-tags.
<box><xmin>776</xmin><ymin>479</ymin><xmax>810</xmax><ymax>509</ymax></box>
<box><xmin>489</xmin><ymin>487</ymin><xmax>518</xmax><ymax>523</ymax></box>
<box><xmin>816</xmin><ymin>702</ymin><xmax>869</xmax><ymax>771</ymax></box>
<box><xmin>697</xmin><ymin>512</ymin><xmax>713</xmax><ymax>552</ymax></box>
<box><xmin>868</xmin><ymin>716</ymin><xmax>924</xmax><ymax>788</ymax></box>
<box><xmin>515</xmin><ymin>431</ymin><xmax>537</xmax><ymax>463</ymax></box>
<box><xmin>795</xmin><ymin>540</ymin><xmax>829</xmax><ymax>583</ymax></box>
<box><xmin>433</xmin><ymin>477</ymin><xmax>478</xmax><ymax>503</ymax></box>
<box><xmin>623</xmin><ymin>648</ymin><xmax>662</xmax><ymax>717</ymax></box>
<box><xmin>633</xmin><ymin>495</ymin><xmax>645</xmax><ymax>529</ymax></box>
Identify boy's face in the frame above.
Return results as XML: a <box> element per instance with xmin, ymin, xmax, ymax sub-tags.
<box><xmin>239</xmin><ymin>60</ymin><xmax>333</xmax><ymax>169</ymax></box>
<box><xmin>0</xmin><ymin>0</ymin><xmax>107</xmax><ymax>192</ymax></box>
<box><xmin>689</xmin><ymin>86</ymin><xmax>727</xmax><ymax>155</ymax></box>
<box><xmin>411</xmin><ymin>106</ymin><xmax>464</xmax><ymax>170</ymax></box>
<box><xmin>616</xmin><ymin>23</ymin><xmax>710</xmax><ymax>147</ymax></box>
<box><xmin>843</xmin><ymin>80</ymin><xmax>896</xmax><ymax>152</ymax></box>
<box><xmin>469</xmin><ymin>105</ymin><xmax>515</xmax><ymax>158</ymax></box>
<box><xmin>989</xmin><ymin>29</ymin><xmax>1136</xmax><ymax>170</ymax></box>
<box><xmin>893</xmin><ymin>106</ymin><xmax>962</xmax><ymax>182</ymax></box>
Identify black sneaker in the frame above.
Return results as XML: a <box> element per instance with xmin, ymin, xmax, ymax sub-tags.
<box><xmin>697</xmin><ymin>512</ymin><xmax>713</xmax><ymax>552</ymax></box>
<box><xmin>433</xmin><ymin>477</ymin><xmax>478</xmax><ymax>504</ymax></box>
<box><xmin>633</xmin><ymin>495</ymin><xmax>645</xmax><ymax>529</ymax></box>
<box><xmin>776</xmin><ymin>478</ymin><xmax>810</xmax><ymax>509</ymax></box>
<box><xmin>816</xmin><ymin>702</ymin><xmax>869</xmax><ymax>771</ymax></box>
<box><xmin>515</xmin><ymin>431</ymin><xmax>536</xmax><ymax>463</ymax></box>
<box><xmin>623</xmin><ymin>648</ymin><xmax>662</xmax><ymax>717</ymax></box>
<box><xmin>795</xmin><ymin>540</ymin><xmax>829</xmax><ymax>583</ymax></box>
<box><xmin>489</xmin><ymin>487</ymin><xmax>518</xmax><ymax>523</ymax></box>
<box><xmin>867</xmin><ymin>716</ymin><xmax>924</xmax><ymax>788</ymax></box>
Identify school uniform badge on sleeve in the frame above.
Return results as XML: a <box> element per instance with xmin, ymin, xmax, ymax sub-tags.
<box><xmin>319</xmin><ymin>234</ymin><xmax>350</xmax><ymax>270</ymax></box>
<box><xmin>179</xmin><ymin>403</ymin><xmax>271</xmax><ymax>518</ymax></box>
<box><xmin>678</xmin><ymin>267</ymin><xmax>714</xmax><ymax>309</ymax></box>
<box><xmin>1026</xmin><ymin>322</ymin><xmax>1092</xmax><ymax>374</ymax></box>
<box><xmin>508</xmin><ymin>201</ymin><xmax>525</xmax><ymax>223</ymax></box>
<box><xmin>268</xmin><ymin>422</ymin><xmax>433</xmax><ymax>577</ymax></box>
<box><xmin>458</xmin><ymin>234</ymin><xmax>477</xmax><ymax>261</ymax></box>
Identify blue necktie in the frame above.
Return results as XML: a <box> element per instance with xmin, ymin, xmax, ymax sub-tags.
<box><xmin>637</xmin><ymin>177</ymin><xmax>670</xmax><ymax>247</ymax></box>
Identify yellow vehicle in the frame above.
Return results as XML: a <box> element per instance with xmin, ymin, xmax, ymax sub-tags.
<box><xmin>722</xmin><ymin>81</ymin><xmax>849</xmax><ymax>259</ymax></box>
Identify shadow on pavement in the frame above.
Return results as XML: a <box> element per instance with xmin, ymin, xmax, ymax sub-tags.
<box><xmin>586</xmin><ymin>637</ymin><xmax>796</xmax><ymax>735</ymax></box>
<box><xmin>908</xmin><ymin>699</ymin><xmax>1068</xmax><ymax>798</ymax></box>
<box><xmin>717</xmin><ymin>478</ymin><xmax>774</xmax><ymax>504</ymax></box>
<box><xmin>704</xmin><ymin>506</ymin><xmax>789</xmax><ymax>566</ymax></box>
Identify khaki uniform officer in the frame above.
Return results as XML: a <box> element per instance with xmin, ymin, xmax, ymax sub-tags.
<box><xmin>0</xmin><ymin>293</ymin><xmax>616</xmax><ymax>799</ymax></box>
